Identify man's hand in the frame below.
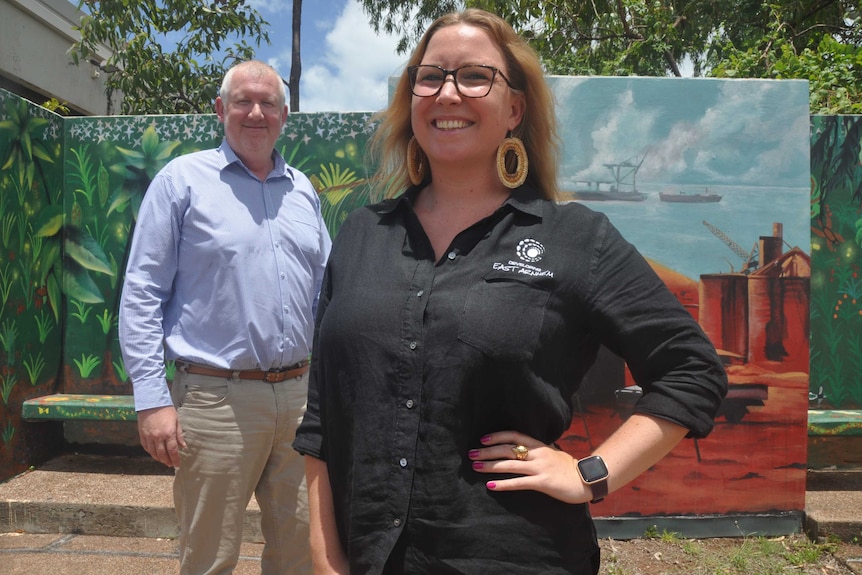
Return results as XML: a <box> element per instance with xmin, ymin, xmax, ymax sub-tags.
<box><xmin>137</xmin><ymin>406</ymin><xmax>185</xmax><ymax>468</ymax></box>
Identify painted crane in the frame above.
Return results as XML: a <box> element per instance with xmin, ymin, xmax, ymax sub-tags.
<box><xmin>702</xmin><ymin>220</ymin><xmax>759</xmax><ymax>274</ymax></box>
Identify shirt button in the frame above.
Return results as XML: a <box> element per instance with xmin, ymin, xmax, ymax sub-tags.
<box><xmin>280</xmin><ymin>272</ymin><xmax>286</xmax><ymax>279</ymax></box>
<box><xmin>393</xmin><ymin>518</ymin><xmax>402</xmax><ymax>527</ymax></box>
<box><xmin>399</xmin><ymin>458</ymin><xmax>408</xmax><ymax>467</ymax></box>
<box><xmin>409</xmin><ymin>341</ymin><xmax>417</xmax><ymax>350</ymax></box>
<box><xmin>405</xmin><ymin>399</ymin><xmax>414</xmax><ymax>409</ymax></box>
<box><xmin>447</xmin><ymin>251</ymin><xmax>457</xmax><ymax>260</ymax></box>
<box><xmin>417</xmin><ymin>290</ymin><xmax>424</xmax><ymax>297</ymax></box>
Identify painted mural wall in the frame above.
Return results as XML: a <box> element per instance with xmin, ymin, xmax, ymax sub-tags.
<box><xmin>809</xmin><ymin>115</ymin><xmax>862</xmax><ymax>413</ymax></box>
<box><xmin>0</xmin><ymin>94</ymin><xmax>65</xmax><ymax>471</ymax></box>
<box><xmin>0</xmin><ymin>78</ymin><xmax>849</xmax><ymax>531</ymax></box>
<box><xmin>546</xmin><ymin>76</ymin><xmax>811</xmax><ymax>527</ymax></box>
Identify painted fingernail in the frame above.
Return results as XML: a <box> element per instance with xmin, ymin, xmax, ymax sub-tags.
<box><xmin>468</xmin><ymin>449</ymin><xmax>480</xmax><ymax>458</ymax></box>
<box><xmin>472</xmin><ymin>461</ymin><xmax>484</xmax><ymax>470</ymax></box>
<box><xmin>486</xmin><ymin>481</ymin><xmax>497</xmax><ymax>490</ymax></box>
<box><xmin>480</xmin><ymin>435</ymin><xmax>491</xmax><ymax>443</ymax></box>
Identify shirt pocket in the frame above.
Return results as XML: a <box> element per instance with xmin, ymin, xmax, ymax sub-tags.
<box><xmin>457</xmin><ymin>277</ymin><xmax>550</xmax><ymax>362</ymax></box>
<box><xmin>280</xmin><ymin>211</ymin><xmax>321</xmax><ymax>259</ymax></box>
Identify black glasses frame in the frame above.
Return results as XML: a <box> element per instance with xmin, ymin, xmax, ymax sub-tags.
<box><xmin>407</xmin><ymin>64</ymin><xmax>515</xmax><ymax>98</ymax></box>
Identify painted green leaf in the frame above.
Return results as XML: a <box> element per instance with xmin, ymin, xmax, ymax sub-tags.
<box><xmin>98</xmin><ymin>163</ymin><xmax>110</xmax><ymax>207</ymax></box>
<box><xmin>21</xmin><ymin>130</ymin><xmax>33</xmax><ymax>163</ymax></box>
<box><xmin>0</xmin><ymin>145</ymin><xmax>17</xmax><ymax>170</ymax></box>
<box><xmin>28</xmin><ymin>117</ymin><xmax>49</xmax><ymax>133</ymax></box>
<box><xmin>64</xmin><ymin>228</ymin><xmax>115</xmax><ymax>276</ymax></box>
<box><xmin>25</xmin><ymin>159</ymin><xmax>35</xmax><ymax>189</ymax></box>
<box><xmin>61</xmin><ymin>258</ymin><xmax>104</xmax><ymax>304</ymax></box>
<box><xmin>141</xmin><ymin>125</ymin><xmax>159</xmax><ymax>155</ymax></box>
<box><xmin>115</xmin><ymin>146</ymin><xmax>147</xmax><ymax>167</ymax></box>
<box><xmin>154</xmin><ymin>140</ymin><xmax>181</xmax><ymax>161</ymax></box>
<box><xmin>32</xmin><ymin>205</ymin><xmax>65</xmax><ymax>237</ymax></box>
<box><xmin>33</xmin><ymin>142</ymin><xmax>54</xmax><ymax>164</ymax></box>
<box><xmin>35</xmin><ymin>240</ymin><xmax>61</xmax><ymax>285</ymax></box>
<box><xmin>47</xmin><ymin>273</ymin><xmax>61</xmax><ymax>322</ymax></box>
<box><xmin>106</xmin><ymin>186</ymin><xmax>137</xmax><ymax>216</ymax></box>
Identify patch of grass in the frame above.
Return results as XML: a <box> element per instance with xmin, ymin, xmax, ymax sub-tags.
<box><xmin>598</xmin><ymin>533</ymin><xmax>846</xmax><ymax>575</ymax></box>
<box><xmin>642</xmin><ymin>524</ymin><xmax>681</xmax><ymax>542</ymax></box>
<box><xmin>783</xmin><ymin>536</ymin><xmax>836</xmax><ymax>566</ymax></box>
<box><xmin>680</xmin><ymin>540</ymin><xmax>703</xmax><ymax>557</ymax></box>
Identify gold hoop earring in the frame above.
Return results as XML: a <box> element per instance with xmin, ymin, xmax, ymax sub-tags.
<box><xmin>497</xmin><ymin>136</ymin><xmax>528</xmax><ymax>189</ymax></box>
<box><xmin>406</xmin><ymin>136</ymin><xmax>427</xmax><ymax>186</ymax></box>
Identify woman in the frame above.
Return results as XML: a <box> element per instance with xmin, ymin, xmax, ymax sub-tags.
<box><xmin>294</xmin><ymin>9</ymin><xmax>727</xmax><ymax>574</ymax></box>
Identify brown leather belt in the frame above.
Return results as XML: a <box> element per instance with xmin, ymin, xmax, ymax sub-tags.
<box><xmin>177</xmin><ymin>360</ymin><xmax>309</xmax><ymax>383</ymax></box>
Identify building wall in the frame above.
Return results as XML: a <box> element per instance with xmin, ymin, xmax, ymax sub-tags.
<box><xmin>0</xmin><ymin>0</ymin><xmax>117</xmax><ymax>115</ymax></box>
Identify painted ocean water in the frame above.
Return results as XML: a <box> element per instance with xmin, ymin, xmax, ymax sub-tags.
<box><xmin>563</xmin><ymin>184</ymin><xmax>810</xmax><ymax>281</ymax></box>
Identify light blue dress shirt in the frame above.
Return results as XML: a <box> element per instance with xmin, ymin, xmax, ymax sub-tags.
<box><xmin>119</xmin><ymin>140</ymin><xmax>331</xmax><ymax>411</ymax></box>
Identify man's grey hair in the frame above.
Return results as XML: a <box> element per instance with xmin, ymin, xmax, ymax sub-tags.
<box><xmin>220</xmin><ymin>60</ymin><xmax>287</xmax><ymax>108</ymax></box>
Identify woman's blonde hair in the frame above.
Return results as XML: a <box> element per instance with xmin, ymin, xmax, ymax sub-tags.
<box><xmin>368</xmin><ymin>8</ymin><xmax>560</xmax><ymax>201</ymax></box>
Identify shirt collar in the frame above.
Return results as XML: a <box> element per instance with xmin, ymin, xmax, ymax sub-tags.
<box><xmin>218</xmin><ymin>139</ymin><xmax>292</xmax><ymax>181</ymax></box>
<box><xmin>376</xmin><ymin>184</ymin><xmax>546</xmax><ymax>218</ymax></box>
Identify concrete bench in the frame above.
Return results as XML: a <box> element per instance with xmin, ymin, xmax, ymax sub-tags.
<box><xmin>22</xmin><ymin>394</ymin><xmax>137</xmax><ymax>422</ymax></box>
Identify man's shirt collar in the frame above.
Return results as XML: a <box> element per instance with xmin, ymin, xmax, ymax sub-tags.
<box><xmin>218</xmin><ymin>139</ymin><xmax>291</xmax><ymax>180</ymax></box>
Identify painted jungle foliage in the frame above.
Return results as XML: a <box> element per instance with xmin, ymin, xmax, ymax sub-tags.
<box><xmin>0</xmin><ymin>93</ymin><xmax>65</xmax><ymax>474</ymax></box>
<box><xmin>809</xmin><ymin>115</ymin><xmax>862</xmax><ymax>412</ymax></box>
<box><xmin>0</xmin><ymin>87</ymin><xmax>376</xmax><ymax>479</ymax></box>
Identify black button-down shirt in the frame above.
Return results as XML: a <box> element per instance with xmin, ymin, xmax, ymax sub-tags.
<box><xmin>294</xmin><ymin>186</ymin><xmax>727</xmax><ymax>574</ymax></box>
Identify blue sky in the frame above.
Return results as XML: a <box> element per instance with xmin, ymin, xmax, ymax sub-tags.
<box><xmin>250</xmin><ymin>0</ymin><xmax>405</xmax><ymax>112</ymax></box>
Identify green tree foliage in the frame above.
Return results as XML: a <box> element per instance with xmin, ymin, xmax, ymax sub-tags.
<box><xmin>70</xmin><ymin>0</ymin><xmax>271</xmax><ymax>115</ymax></box>
<box><xmin>358</xmin><ymin>0</ymin><xmax>861</xmax><ymax>113</ymax></box>
<box><xmin>712</xmin><ymin>5</ymin><xmax>862</xmax><ymax>114</ymax></box>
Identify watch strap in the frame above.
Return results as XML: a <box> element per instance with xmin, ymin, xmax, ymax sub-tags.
<box><xmin>589</xmin><ymin>478</ymin><xmax>608</xmax><ymax>503</ymax></box>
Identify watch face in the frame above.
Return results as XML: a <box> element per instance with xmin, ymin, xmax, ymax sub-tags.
<box><xmin>578</xmin><ymin>456</ymin><xmax>609</xmax><ymax>483</ymax></box>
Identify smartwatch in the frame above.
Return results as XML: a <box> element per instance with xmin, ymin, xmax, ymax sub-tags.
<box><xmin>577</xmin><ymin>455</ymin><xmax>609</xmax><ymax>503</ymax></box>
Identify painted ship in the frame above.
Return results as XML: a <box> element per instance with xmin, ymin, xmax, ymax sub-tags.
<box><xmin>568</xmin><ymin>185</ymin><xmax>645</xmax><ymax>202</ymax></box>
<box><xmin>563</xmin><ymin>156</ymin><xmax>646</xmax><ymax>202</ymax></box>
<box><xmin>659</xmin><ymin>188</ymin><xmax>722</xmax><ymax>203</ymax></box>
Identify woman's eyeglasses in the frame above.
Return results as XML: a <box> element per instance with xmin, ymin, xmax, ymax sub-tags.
<box><xmin>408</xmin><ymin>65</ymin><xmax>514</xmax><ymax>98</ymax></box>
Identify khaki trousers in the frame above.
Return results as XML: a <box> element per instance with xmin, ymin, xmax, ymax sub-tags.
<box><xmin>171</xmin><ymin>369</ymin><xmax>311</xmax><ymax>575</ymax></box>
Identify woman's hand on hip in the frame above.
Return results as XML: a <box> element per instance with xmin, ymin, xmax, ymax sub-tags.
<box><xmin>468</xmin><ymin>431</ymin><xmax>591</xmax><ymax>504</ymax></box>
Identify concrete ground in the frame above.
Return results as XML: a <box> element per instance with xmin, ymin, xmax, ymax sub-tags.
<box><xmin>0</xmin><ymin>454</ymin><xmax>860</xmax><ymax>574</ymax></box>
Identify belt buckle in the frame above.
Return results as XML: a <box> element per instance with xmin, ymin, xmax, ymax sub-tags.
<box><xmin>263</xmin><ymin>368</ymin><xmax>285</xmax><ymax>383</ymax></box>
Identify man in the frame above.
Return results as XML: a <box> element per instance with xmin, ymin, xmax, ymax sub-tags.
<box><xmin>119</xmin><ymin>60</ymin><xmax>330</xmax><ymax>574</ymax></box>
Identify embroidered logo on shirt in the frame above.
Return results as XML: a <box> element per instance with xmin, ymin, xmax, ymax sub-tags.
<box><xmin>516</xmin><ymin>239</ymin><xmax>545</xmax><ymax>263</ymax></box>
<box><xmin>492</xmin><ymin>239</ymin><xmax>555</xmax><ymax>278</ymax></box>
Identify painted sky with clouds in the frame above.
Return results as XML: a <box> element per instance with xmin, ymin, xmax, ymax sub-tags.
<box><xmin>553</xmin><ymin>76</ymin><xmax>810</xmax><ymax>188</ymax></box>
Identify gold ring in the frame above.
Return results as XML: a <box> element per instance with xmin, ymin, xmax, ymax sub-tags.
<box><xmin>512</xmin><ymin>444</ymin><xmax>529</xmax><ymax>461</ymax></box>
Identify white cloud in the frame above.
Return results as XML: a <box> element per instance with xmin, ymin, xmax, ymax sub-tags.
<box><xmin>298</xmin><ymin>1</ymin><xmax>405</xmax><ymax>112</ymax></box>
